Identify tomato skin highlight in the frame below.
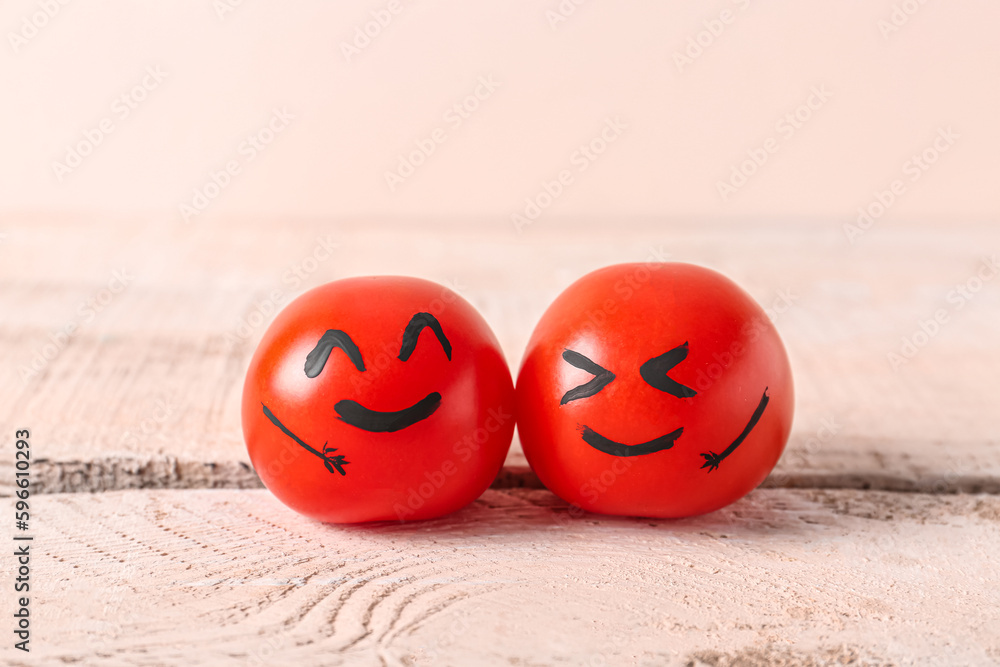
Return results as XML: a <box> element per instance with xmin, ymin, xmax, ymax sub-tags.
<box><xmin>516</xmin><ymin>263</ymin><xmax>794</xmax><ymax>518</ymax></box>
<box><xmin>242</xmin><ymin>276</ymin><xmax>515</xmax><ymax>524</ymax></box>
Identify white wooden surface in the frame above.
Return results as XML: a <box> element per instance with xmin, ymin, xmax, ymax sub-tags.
<box><xmin>1</xmin><ymin>219</ymin><xmax>998</xmax><ymax>494</ymax></box>
<box><xmin>1</xmin><ymin>219</ymin><xmax>999</xmax><ymax>665</ymax></box>
<box><xmin>19</xmin><ymin>488</ymin><xmax>1000</xmax><ymax>666</ymax></box>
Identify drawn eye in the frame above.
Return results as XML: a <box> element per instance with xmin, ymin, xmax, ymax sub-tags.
<box><xmin>304</xmin><ymin>330</ymin><xmax>365</xmax><ymax>377</ymax></box>
<box><xmin>639</xmin><ymin>342</ymin><xmax>697</xmax><ymax>398</ymax></box>
<box><xmin>398</xmin><ymin>312</ymin><xmax>452</xmax><ymax>361</ymax></box>
<box><xmin>560</xmin><ymin>349</ymin><xmax>615</xmax><ymax>404</ymax></box>
<box><xmin>303</xmin><ymin>312</ymin><xmax>453</xmax><ymax>380</ymax></box>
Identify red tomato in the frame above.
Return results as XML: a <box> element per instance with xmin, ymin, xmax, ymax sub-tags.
<box><xmin>516</xmin><ymin>263</ymin><xmax>794</xmax><ymax>518</ymax></box>
<box><xmin>242</xmin><ymin>276</ymin><xmax>515</xmax><ymax>523</ymax></box>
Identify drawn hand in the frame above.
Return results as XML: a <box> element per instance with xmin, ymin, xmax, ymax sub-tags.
<box><xmin>322</xmin><ymin>443</ymin><xmax>350</xmax><ymax>476</ymax></box>
<box><xmin>700</xmin><ymin>451</ymin><xmax>723</xmax><ymax>473</ymax></box>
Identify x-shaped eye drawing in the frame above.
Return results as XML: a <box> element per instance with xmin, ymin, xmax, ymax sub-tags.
<box><xmin>639</xmin><ymin>342</ymin><xmax>697</xmax><ymax>398</ymax></box>
<box><xmin>560</xmin><ymin>349</ymin><xmax>615</xmax><ymax>404</ymax></box>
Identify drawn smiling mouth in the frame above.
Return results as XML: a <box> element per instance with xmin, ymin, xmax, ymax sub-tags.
<box><xmin>334</xmin><ymin>392</ymin><xmax>441</xmax><ymax>433</ymax></box>
<box><xmin>581</xmin><ymin>425</ymin><xmax>684</xmax><ymax>457</ymax></box>
<box><xmin>579</xmin><ymin>388</ymin><xmax>770</xmax><ymax>472</ymax></box>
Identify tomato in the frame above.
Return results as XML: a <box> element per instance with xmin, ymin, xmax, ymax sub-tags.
<box><xmin>242</xmin><ymin>276</ymin><xmax>515</xmax><ymax>523</ymax></box>
<box><xmin>516</xmin><ymin>263</ymin><xmax>794</xmax><ymax>518</ymax></box>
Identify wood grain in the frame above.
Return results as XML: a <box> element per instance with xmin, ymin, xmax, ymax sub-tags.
<box><xmin>1</xmin><ymin>218</ymin><xmax>998</xmax><ymax>494</ymax></box>
<box><xmin>16</xmin><ymin>487</ymin><xmax>1000</xmax><ymax>666</ymax></box>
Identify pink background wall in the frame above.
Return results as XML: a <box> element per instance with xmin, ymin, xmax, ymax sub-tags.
<box><xmin>3</xmin><ymin>0</ymin><xmax>998</xmax><ymax>225</ymax></box>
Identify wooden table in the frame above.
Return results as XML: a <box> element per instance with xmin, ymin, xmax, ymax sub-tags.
<box><xmin>2</xmin><ymin>218</ymin><xmax>998</xmax><ymax>665</ymax></box>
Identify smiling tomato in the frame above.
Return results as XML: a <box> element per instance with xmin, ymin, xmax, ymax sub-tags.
<box><xmin>516</xmin><ymin>263</ymin><xmax>794</xmax><ymax>518</ymax></box>
<box><xmin>242</xmin><ymin>276</ymin><xmax>515</xmax><ymax>523</ymax></box>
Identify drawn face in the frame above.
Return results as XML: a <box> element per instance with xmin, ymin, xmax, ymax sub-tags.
<box><xmin>516</xmin><ymin>263</ymin><xmax>794</xmax><ymax>519</ymax></box>
<box><xmin>259</xmin><ymin>312</ymin><xmax>453</xmax><ymax>477</ymax></box>
<box><xmin>243</xmin><ymin>277</ymin><xmax>515</xmax><ymax>524</ymax></box>
<box><xmin>558</xmin><ymin>343</ymin><xmax>770</xmax><ymax>473</ymax></box>
<box><xmin>303</xmin><ymin>312</ymin><xmax>453</xmax><ymax>433</ymax></box>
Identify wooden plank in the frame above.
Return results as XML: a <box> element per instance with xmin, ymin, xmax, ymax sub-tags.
<box><xmin>17</xmin><ymin>487</ymin><xmax>1000</xmax><ymax>665</ymax></box>
<box><xmin>1</xmin><ymin>218</ymin><xmax>999</xmax><ymax>493</ymax></box>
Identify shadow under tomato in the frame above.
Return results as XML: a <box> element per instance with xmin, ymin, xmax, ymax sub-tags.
<box><xmin>321</xmin><ymin>485</ymin><xmax>822</xmax><ymax>540</ymax></box>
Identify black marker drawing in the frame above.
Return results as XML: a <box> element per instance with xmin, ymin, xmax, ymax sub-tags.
<box><xmin>640</xmin><ymin>342</ymin><xmax>698</xmax><ymax>398</ymax></box>
<box><xmin>561</xmin><ymin>349</ymin><xmax>616</xmax><ymax>404</ymax></box>
<box><xmin>581</xmin><ymin>425</ymin><xmax>683</xmax><ymax>457</ymax></box>
<box><xmin>262</xmin><ymin>403</ymin><xmax>350</xmax><ymax>475</ymax></box>
<box><xmin>288</xmin><ymin>314</ymin><xmax>452</xmax><ymax>466</ymax></box>
<box><xmin>700</xmin><ymin>388</ymin><xmax>769</xmax><ymax>473</ymax></box>
<box><xmin>305</xmin><ymin>330</ymin><xmax>365</xmax><ymax>377</ymax></box>
<box><xmin>335</xmin><ymin>392</ymin><xmax>442</xmax><ymax>433</ymax></box>
<box><xmin>562</xmin><ymin>346</ymin><xmax>684</xmax><ymax>456</ymax></box>
<box><xmin>559</xmin><ymin>344</ymin><xmax>769</xmax><ymax>467</ymax></box>
<box><xmin>399</xmin><ymin>312</ymin><xmax>452</xmax><ymax>361</ymax></box>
